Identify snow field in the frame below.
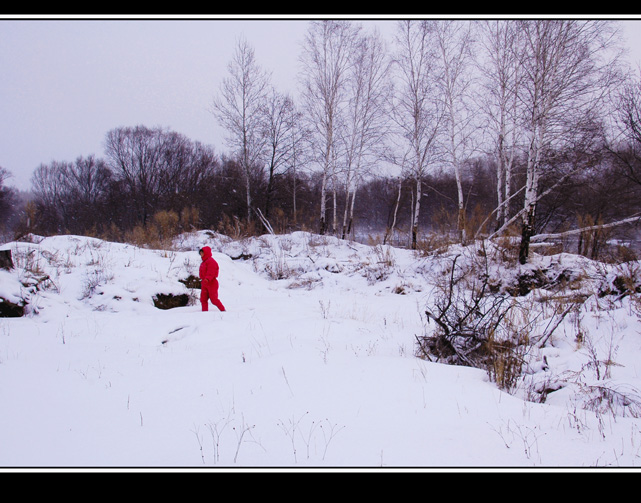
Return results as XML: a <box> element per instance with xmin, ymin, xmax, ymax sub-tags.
<box><xmin>1</xmin><ymin>231</ymin><xmax>641</xmax><ymax>468</ymax></box>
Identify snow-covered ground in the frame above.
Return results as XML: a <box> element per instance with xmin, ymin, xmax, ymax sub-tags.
<box><xmin>1</xmin><ymin>230</ymin><xmax>641</xmax><ymax>470</ymax></box>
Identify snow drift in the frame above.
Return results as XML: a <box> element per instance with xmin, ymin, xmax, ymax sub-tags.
<box><xmin>1</xmin><ymin>230</ymin><xmax>640</xmax><ymax>468</ymax></box>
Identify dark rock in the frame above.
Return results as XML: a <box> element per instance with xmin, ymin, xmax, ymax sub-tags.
<box><xmin>0</xmin><ymin>298</ymin><xmax>24</xmax><ymax>317</ymax></box>
<box><xmin>153</xmin><ymin>293</ymin><xmax>189</xmax><ymax>310</ymax></box>
<box><xmin>0</xmin><ymin>250</ymin><xmax>13</xmax><ymax>270</ymax></box>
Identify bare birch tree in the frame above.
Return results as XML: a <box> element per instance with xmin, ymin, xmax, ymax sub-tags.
<box><xmin>299</xmin><ymin>20</ymin><xmax>360</xmax><ymax>235</ymax></box>
<box><xmin>340</xmin><ymin>27</ymin><xmax>392</xmax><ymax>239</ymax></box>
<box><xmin>434</xmin><ymin>20</ymin><xmax>477</xmax><ymax>244</ymax></box>
<box><xmin>390</xmin><ymin>20</ymin><xmax>443</xmax><ymax>249</ymax></box>
<box><xmin>513</xmin><ymin>20</ymin><xmax>623</xmax><ymax>264</ymax></box>
<box><xmin>212</xmin><ymin>37</ymin><xmax>270</xmax><ymax>222</ymax></box>
<box><xmin>477</xmin><ymin>20</ymin><xmax>524</xmax><ymax>231</ymax></box>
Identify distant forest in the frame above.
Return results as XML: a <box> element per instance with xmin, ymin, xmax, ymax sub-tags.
<box><xmin>3</xmin><ymin>20</ymin><xmax>641</xmax><ymax>264</ymax></box>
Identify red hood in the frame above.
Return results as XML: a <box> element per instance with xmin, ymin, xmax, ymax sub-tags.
<box><xmin>200</xmin><ymin>246</ymin><xmax>212</xmax><ymax>260</ymax></box>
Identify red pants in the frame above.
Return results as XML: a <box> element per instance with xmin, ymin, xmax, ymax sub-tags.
<box><xmin>201</xmin><ymin>279</ymin><xmax>225</xmax><ymax>312</ymax></box>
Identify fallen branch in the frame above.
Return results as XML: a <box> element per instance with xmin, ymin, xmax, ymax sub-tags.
<box><xmin>535</xmin><ymin>304</ymin><xmax>576</xmax><ymax>348</ymax></box>
<box><xmin>254</xmin><ymin>207</ymin><xmax>274</xmax><ymax>235</ymax></box>
<box><xmin>530</xmin><ymin>214</ymin><xmax>641</xmax><ymax>242</ymax></box>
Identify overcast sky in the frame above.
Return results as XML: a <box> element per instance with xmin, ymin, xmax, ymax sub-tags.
<box><xmin>2</xmin><ymin>16</ymin><xmax>641</xmax><ymax>192</ymax></box>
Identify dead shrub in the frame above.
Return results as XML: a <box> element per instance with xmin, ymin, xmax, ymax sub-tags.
<box><xmin>577</xmin><ymin>213</ymin><xmax>611</xmax><ymax>260</ymax></box>
<box><xmin>217</xmin><ymin>214</ymin><xmax>259</xmax><ymax>240</ymax></box>
<box><xmin>415</xmin><ymin>247</ymin><xmax>567</xmax><ymax>392</ymax></box>
<box><xmin>123</xmin><ymin>210</ymin><xmax>186</xmax><ymax>249</ymax></box>
<box><xmin>415</xmin><ymin>254</ymin><xmax>520</xmax><ymax>374</ymax></box>
<box><xmin>414</xmin><ymin>232</ymin><xmax>458</xmax><ymax>257</ymax></box>
<box><xmin>180</xmin><ymin>207</ymin><xmax>199</xmax><ymax>232</ymax></box>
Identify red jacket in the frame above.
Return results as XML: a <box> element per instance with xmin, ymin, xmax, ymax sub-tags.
<box><xmin>199</xmin><ymin>246</ymin><xmax>219</xmax><ymax>283</ymax></box>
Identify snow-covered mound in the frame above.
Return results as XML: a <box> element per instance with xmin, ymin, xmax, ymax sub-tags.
<box><xmin>1</xmin><ymin>231</ymin><xmax>640</xmax><ymax>468</ymax></box>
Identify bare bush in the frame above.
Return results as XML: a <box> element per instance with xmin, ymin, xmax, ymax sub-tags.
<box><xmin>415</xmin><ymin>244</ymin><xmax>572</xmax><ymax>391</ymax></box>
<box><xmin>416</xmin><ymin>252</ymin><xmax>525</xmax><ymax>388</ymax></box>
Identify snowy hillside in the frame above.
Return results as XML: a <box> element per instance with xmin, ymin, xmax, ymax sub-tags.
<box><xmin>1</xmin><ymin>230</ymin><xmax>641</xmax><ymax>468</ymax></box>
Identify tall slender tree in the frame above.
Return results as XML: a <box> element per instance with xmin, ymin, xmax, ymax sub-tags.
<box><xmin>299</xmin><ymin>20</ymin><xmax>360</xmax><ymax>235</ymax></box>
<box><xmin>341</xmin><ymin>27</ymin><xmax>392</xmax><ymax>239</ymax></box>
<box><xmin>212</xmin><ymin>37</ymin><xmax>271</xmax><ymax>222</ymax></box>
<box><xmin>514</xmin><ymin>20</ymin><xmax>623</xmax><ymax>264</ymax></box>
<box><xmin>390</xmin><ymin>20</ymin><xmax>444</xmax><ymax>249</ymax></box>
<box><xmin>478</xmin><ymin>20</ymin><xmax>524</xmax><ymax>231</ymax></box>
<box><xmin>434</xmin><ymin>20</ymin><xmax>477</xmax><ymax>244</ymax></box>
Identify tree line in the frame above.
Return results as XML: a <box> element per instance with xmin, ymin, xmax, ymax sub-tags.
<box><xmin>3</xmin><ymin>19</ymin><xmax>641</xmax><ymax>263</ymax></box>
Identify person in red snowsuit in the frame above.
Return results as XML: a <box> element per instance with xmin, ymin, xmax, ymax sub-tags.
<box><xmin>199</xmin><ymin>246</ymin><xmax>226</xmax><ymax>312</ymax></box>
